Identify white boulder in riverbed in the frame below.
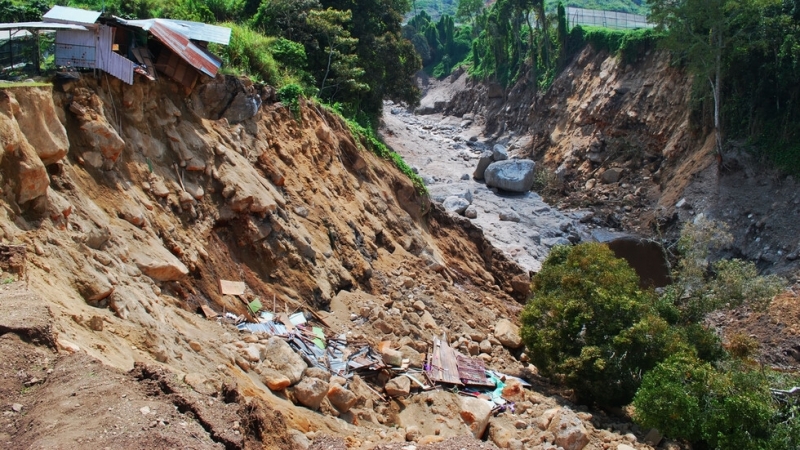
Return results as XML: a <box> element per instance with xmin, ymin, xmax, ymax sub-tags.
<box><xmin>484</xmin><ymin>160</ymin><xmax>536</xmax><ymax>193</ymax></box>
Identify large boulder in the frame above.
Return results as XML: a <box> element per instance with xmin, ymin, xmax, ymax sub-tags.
<box><xmin>473</xmin><ymin>151</ymin><xmax>494</xmax><ymax>180</ymax></box>
<box><xmin>484</xmin><ymin>160</ymin><xmax>536</xmax><ymax>193</ymax></box>
<box><xmin>294</xmin><ymin>377</ymin><xmax>329</xmax><ymax>410</ymax></box>
<box><xmin>547</xmin><ymin>408</ymin><xmax>590</xmax><ymax>450</ymax></box>
<box><xmin>260</xmin><ymin>336</ymin><xmax>308</xmax><ymax>385</ymax></box>
<box><xmin>601</xmin><ymin>167</ymin><xmax>623</xmax><ymax>184</ymax></box>
<box><xmin>261</xmin><ymin>367</ymin><xmax>292</xmax><ymax>391</ymax></box>
<box><xmin>494</xmin><ymin>319</ymin><xmax>523</xmax><ymax>349</ymax></box>
<box><xmin>132</xmin><ymin>244</ymin><xmax>189</xmax><ymax>282</ymax></box>
<box><xmin>459</xmin><ymin>397</ymin><xmax>493</xmax><ymax>439</ymax></box>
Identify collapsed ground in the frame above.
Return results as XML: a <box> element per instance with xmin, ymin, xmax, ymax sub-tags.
<box><xmin>0</xmin><ymin>41</ymin><xmax>798</xmax><ymax>450</ymax></box>
<box><xmin>0</xmin><ymin>63</ymin><xmax>668</xmax><ymax>450</ymax></box>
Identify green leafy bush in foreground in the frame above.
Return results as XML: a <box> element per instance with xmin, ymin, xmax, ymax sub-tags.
<box><xmin>634</xmin><ymin>355</ymin><xmax>800</xmax><ymax>450</ymax></box>
<box><xmin>520</xmin><ymin>243</ymin><xmax>683</xmax><ymax>406</ymax></box>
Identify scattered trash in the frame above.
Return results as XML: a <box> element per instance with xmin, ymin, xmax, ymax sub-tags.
<box><xmin>230</xmin><ymin>304</ymin><xmax>532</xmax><ymax>410</ymax></box>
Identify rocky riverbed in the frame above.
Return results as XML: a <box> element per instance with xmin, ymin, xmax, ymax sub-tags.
<box><xmin>381</xmin><ymin>102</ymin><xmax>594</xmax><ymax>274</ymax></box>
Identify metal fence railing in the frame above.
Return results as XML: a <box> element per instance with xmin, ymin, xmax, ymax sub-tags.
<box><xmin>566</xmin><ymin>7</ymin><xmax>653</xmax><ymax>30</ymax></box>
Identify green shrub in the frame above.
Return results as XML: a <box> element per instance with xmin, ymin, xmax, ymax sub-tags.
<box><xmin>567</xmin><ymin>26</ymin><xmax>663</xmax><ymax>63</ymax></box>
<box><xmin>269</xmin><ymin>38</ymin><xmax>307</xmax><ymax>70</ymax></box>
<box><xmin>277</xmin><ymin>83</ymin><xmax>303</xmax><ymax>120</ymax></box>
<box><xmin>212</xmin><ymin>23</ymin><xmax>280</xmax><ymax>84</ymax></box>
<box><xmin>664</xmin><ymin>216</ymin><xmax>784</xmax><ymax>324</ymax></box>
<box><xmin>521</xmin><ymin>243</ymin><xmax>682</xmax><ymax>406</ymax></box>
<box><xmin>322</xmin><ymin>104</ymin><xmax>426</xmax><ymax>195</ymax></box>
<box><xmin>634</xmin><ymin>355</ymin><xmax>778</xmax><ymax>450</ymax></box>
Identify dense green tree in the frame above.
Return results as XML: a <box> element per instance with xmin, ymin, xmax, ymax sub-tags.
<box><xmin>633</xmin><ymin>354</ymin><xmax>799</xmax><ymax>450</ymax></box>
<box><xmin>520</xmin><ymin>243</ymin><xmax>683</xmax><ymax>406</ymax></box>
<box><xmin>647</xmin><ymin>0</ymin><xmax>762</xmax><ymax>156</ymax></box>
<box><xmin>0</xmin><ymin>0</ymin><xmax>49</xmax><ymax>22</ymax></box>
<box><xmin>307</xmin><ymin>8</ymin><xmax>368</xmax><ymax>101</ymax></box>
<box><xmin>318</xmin><ymin>0</ymin><xmax>421</xmax><ymax>121</ymax></box>
<box><xmin>455</xmin><ymin>0</ymin><xmax>484</xmax><ymax>23</ymax></box>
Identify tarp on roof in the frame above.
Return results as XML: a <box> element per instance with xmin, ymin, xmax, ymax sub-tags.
<box><xmin>43</xmin><ymin>6</ymin><xmax>101</xmax><ymax>26</ymax></box>
<box><xmin>116</xmin><ymin>18</ymin><xmax>225</xmax><ymax>78</ymax></box>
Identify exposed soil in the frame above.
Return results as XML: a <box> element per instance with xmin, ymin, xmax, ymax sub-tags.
<box><xmin>1</xmin><ymin>40</ymin><xmax>798</xmax><ymax>450</ymax></box>
<box><xmin>708</xmin><ymin>287</ymin><xmax>800</xmax><ymax>370</ymax></box>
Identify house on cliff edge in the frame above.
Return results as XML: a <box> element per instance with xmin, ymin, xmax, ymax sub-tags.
<box><xmin>0</xmin><ymin>5</ymin><xmax>230</xmax><ymax>88</ymax></box>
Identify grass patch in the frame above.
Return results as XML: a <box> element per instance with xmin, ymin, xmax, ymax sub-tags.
<box><xmin>0</xmin><ymin>81</ymin><xmax>51</xmax><ymax>89</ymax></box>
<box><xmin>320</xmin><ymin>103</ymin><xmax>427</xmax><ymax>195</ymax></box>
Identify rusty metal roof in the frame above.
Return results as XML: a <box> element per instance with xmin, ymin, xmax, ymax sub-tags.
<box><xmin>43</xmin><ymin>6</ymin><xmax>100</xmax><ymax>26</ymax></box>
<box><xmin>149</xmin><ymin>20</ymin><xmax>222</xmax><ymax>77</ymax></box>
<box><xmin>115</xmin><ymin>18</ymin><xmax>228</xmax><ymax>78</ymax></box>
<box><xmin>115</xmin><ymin>18</ymin><xmax>231</xmax><ymax>45</ymax></box>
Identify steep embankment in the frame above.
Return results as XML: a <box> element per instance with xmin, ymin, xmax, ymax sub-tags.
<box><xmin>0</xmin><ymin>75</ymin><xmax>549</xmax><ymax>449</ymax></box>
<box><xmin>441</xmin><ymin>46</ymin><xmax>800</xmax><ymax>276</ymax></box>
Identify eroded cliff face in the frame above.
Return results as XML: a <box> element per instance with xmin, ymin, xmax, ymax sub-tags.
<box><xmin>443</xmin><ymin>46</ymin><xmax>800</xmax><ymax>274</ymax></box>
<box><xmin>0</xmin><ymin>74</ymin><xmax>533</xmax><ymax>446</ymax></box>
<box><xmin>445</xmin><ymin>47</ymin><xmax>699</xmax><ymax>232</ymax></box>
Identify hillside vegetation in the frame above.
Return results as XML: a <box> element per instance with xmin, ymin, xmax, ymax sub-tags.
<box><xmin>1</xmin><ymin>0</ymin><xmax>421</xmax><ymax>127</ymax></box>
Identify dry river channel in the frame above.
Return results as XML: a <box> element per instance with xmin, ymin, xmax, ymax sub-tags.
<box><xmin>380</xmin><ymin>101</ymin><xmax>600</xmax><ymax>275</ymax></box>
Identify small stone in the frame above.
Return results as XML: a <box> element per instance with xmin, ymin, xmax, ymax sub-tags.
<box><xmin>464</xmin><ymin>205</ymin><xmax>478</xmax><ymax>219</ymax></box>
<box><xmin>380</xmin><ymin>347</ymin><xmax>404</xmax><ymax>367</ymax></box>
<box><xmin>494</xmin><ymin>319</ymin><xmax>523</xmax><ymax>348</ymax></box>
<box><xmin>189</xmin><ymin>341</ymin><xmax>202</xmax><ymax>352</ymax></box>
<box><xmin>11</xmin><ymin>403</ymin><xmax>23</xmax><ymax>412</ymax></box>
<box><xmin>88</xmin><ymin>315</ymin><xmax>104</xmax><ymax>331</ymax></box>
<box><xmin>327</xmin><ymin>384</ymin><xmax>357</xmax><ymax>413</ymax></box>
<box><xmin>601</xmin><ymin>168</ymin><xmax>623</xmax><ymax>184</ymax></box>
<box><xmin>262</xmin><ymin>367</ymin><xmax>292</xmax><ymax>391</ymax></box>
<box><xmin>140</xmin><ymin>406</ymin><xmax>151</xmax><ymax>415</ymax></box>
<box><xmin>499</xmin><ymin>210</ymin><xmax>521</xmax><ymax>222</ymax></box>
<box><xmin>405</xmin><ymin>426</ymin><xmax>421</xmax><ymax>442</ymax></box>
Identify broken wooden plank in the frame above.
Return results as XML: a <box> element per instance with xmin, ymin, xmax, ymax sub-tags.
<box><xmin>427</xmin><ymin>336</ymin><xmax>462</xmax><ymax>385</ymax></box>
<box><xmin>219</xmin><ymin>279</ymin><xmax>246</xmax><ymax>296</ymax></box>
<box><xmin>199</xmin><ymin>305</ymin><xmax>218</xmax><ymax>319</ymax></box>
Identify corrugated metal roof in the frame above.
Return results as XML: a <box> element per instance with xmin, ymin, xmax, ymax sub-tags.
<box><xmin>115</xmin><ymin>18</ymin><xmax>231</xmax><ymax>45</ymax></box>
<box><xmin>161</xmin><ymin>20</ymin><xmax>230</xmax><ymax>45</ymax></box>
<box><xmin>0</xmin><ymin>22</ymin><xmax>88</xmax><ymax>31</ymax></box>
<box><xmin>43</xmin><ymin>6</ymin><xmax>101</xmax><ymax>26</ymax></box>
<box><xmin>144</xmin><ymin>20</ymin><xmax>223</xmax><ymax>77</ymax></box>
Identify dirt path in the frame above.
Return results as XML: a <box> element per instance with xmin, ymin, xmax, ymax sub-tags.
<box><xmin>381</xmin><ymin>102</ymin><xmax>592</xmax><ymax>274</ymax></box>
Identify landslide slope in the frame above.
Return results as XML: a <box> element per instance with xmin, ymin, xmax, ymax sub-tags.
<box><xmin>0</xmin><ymin>75</ymin><xmax>530</xmax><ymax>448</ymax></box>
